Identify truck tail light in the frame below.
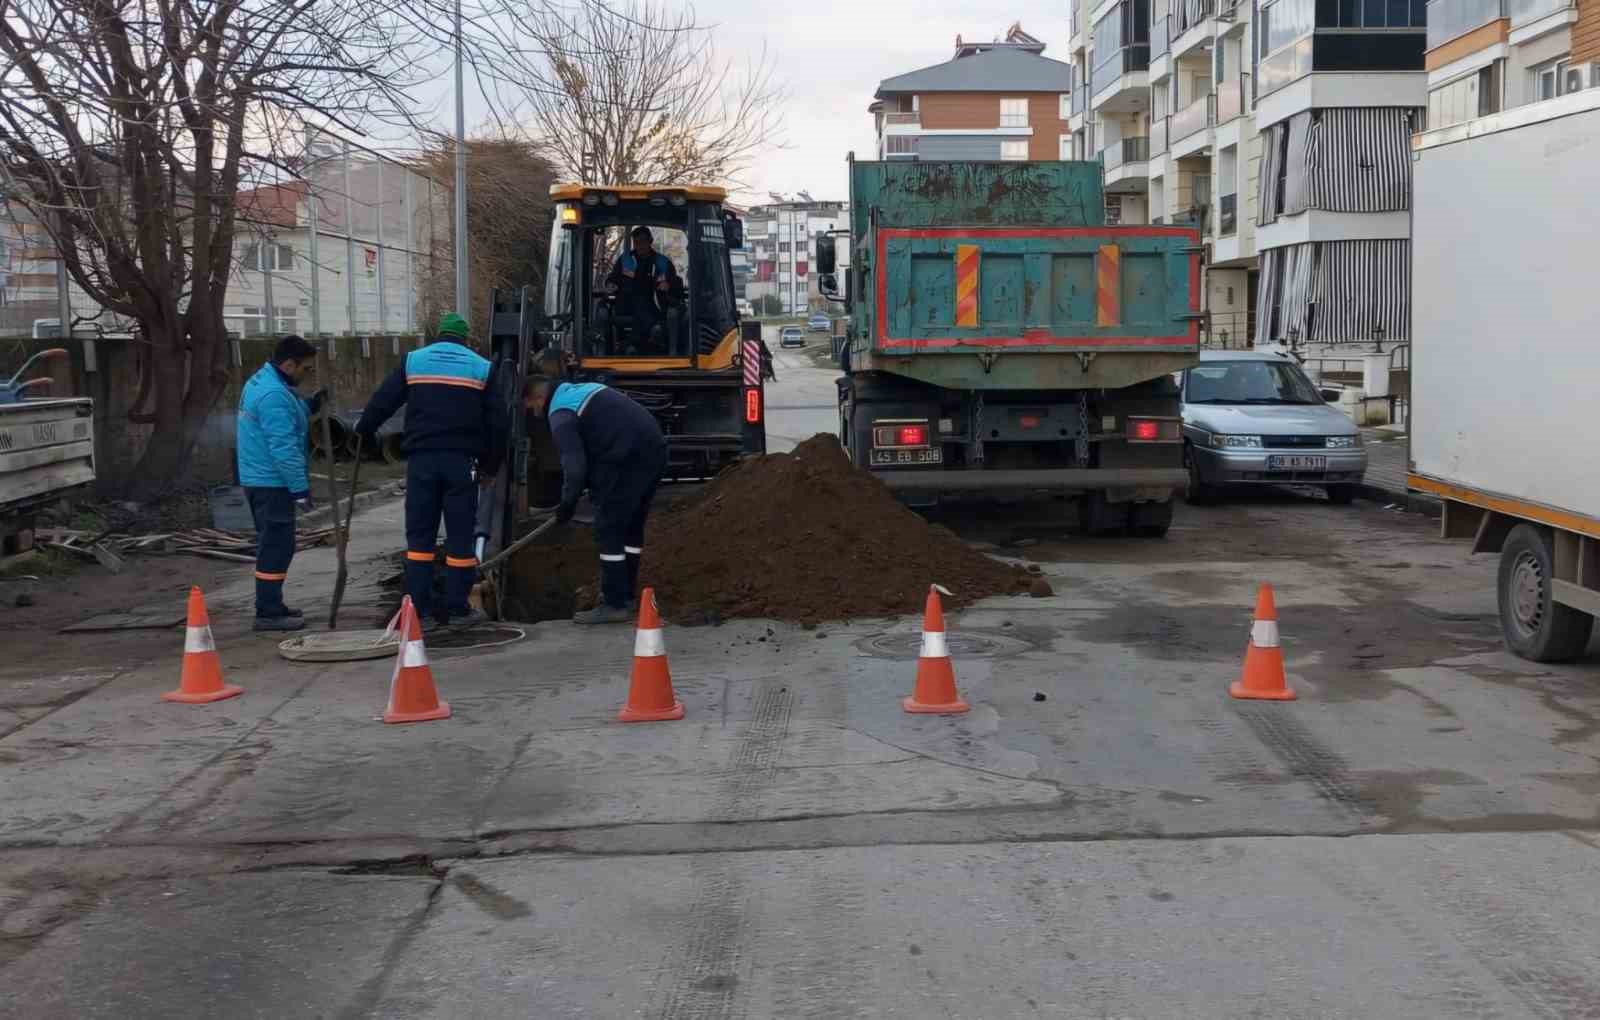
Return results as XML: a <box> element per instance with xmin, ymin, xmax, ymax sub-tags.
<box><xmin>872</xmin><ymin>420</ymin><xmax>931</xmax><ymax>449</ymax></box>
<box><xmin>745</xmin><ymin>388</ymin><xmax>762</xmax><ymax>423</ymax></box>
<box><xmin>1126</xmin><ymin>417</ymin><xmax>1181</xmax><ymax>443</ymax></box>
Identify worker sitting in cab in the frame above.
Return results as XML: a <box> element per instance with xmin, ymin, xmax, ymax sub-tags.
<box><xmin>602</xmin><ymin>226</ymin><xmax>683</xmax><ymax>355</ymax></box>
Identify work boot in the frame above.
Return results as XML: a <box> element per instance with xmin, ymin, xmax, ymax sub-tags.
<box><xmin>572</xmin><ymin>603</ymin><xmax>634</xmax><ymax>625</ymax></box>
<box><xmin>281</xmin><ymin>606</ymin><xmax>304</xmax><ymax>618</ymax></box>
<box><xmin>447</xmin><ymin>608</ymin><xmax>489</xmax><ymax>630</ymax></box>
<box><xmin>254</xmin><ymin>614</ymin><xmax>306</xmax><ymax>633</ymax></box>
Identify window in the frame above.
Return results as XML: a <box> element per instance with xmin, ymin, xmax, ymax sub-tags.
<box><xmin>243</xmin><ymin>243</ymin><xmax>294</xmax><ymax>272</ymax></box>
<box><xmin>886</xmin><ymin>135</ymin><xmax>919</xmax><ymax>156</ymax></box>
<box><xmin>1000</xmin><ymin>97</ymin><xmax>1029</xmax><ymax>127</ymax></box>
<box><xmin>238</xmin><ymin>306</ymin><xmax>298</xmax><ymax>336</ymax></box>
<box><xmin>1060</xmin><ymin>134</ymin><xmax>1071</xmax><ymax>159</ymax></box>
<box><xmin>1534</xmin><ymin>58</ymin><xmax>1572</xmax><ymax>102</ymax></box>
<box><xmin>1000</xmin><ymin>140</ymin><xmax>1029</xmax><ymax>161</ymax></box>
<box><xmin>1060</xmin><ymin>94</ymin><xmax>1071</xmax><ymax>118</ymax></box>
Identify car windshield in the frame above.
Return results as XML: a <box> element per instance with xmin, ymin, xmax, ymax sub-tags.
<box><xmin>1185</xmin><ymin>360</ymin><xmax>1323</xmax><ymax>405</ymax></box>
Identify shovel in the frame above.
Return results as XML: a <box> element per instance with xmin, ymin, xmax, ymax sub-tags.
<box><xmin>328</xmin><ymin>433</ymin><xmax>363</xmax><ymax>629</ymax></box>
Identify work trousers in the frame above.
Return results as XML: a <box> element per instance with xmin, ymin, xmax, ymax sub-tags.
<box><xmin>405</xmin><ymin>451</ymin><xmax>479</xmax><ymax>620</ymax></box>
<box><xmin>590</xmin><ymin>446</ymin><xmax>667</xmax><ymax>609</ymax></box>
<box><xmin>246</xmin><ymin>487</ymin><xmax>296</xmax><ymax>618</ymax></box>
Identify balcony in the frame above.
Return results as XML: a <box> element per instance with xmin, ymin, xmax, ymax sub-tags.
<box><xmin>1217</xmin><ymin>77</ymin><xmax>1244</xmax><ymax>123</ymax></box>
<box><xmin>1150</xmin><ymin>116</ymin><xmax>1169</xmax><ymax>156</ymax></box>
<box><xmin>1170</xmin><ymin>205</ymin><xmax>1209</xmax><ymax>232</ymax></box>
<box><xmin>1427</xmin><ymin>0</ymin><xmax>1504</xmax><ymax>48</ymax></box>
<box><xmin>1172</xmin><ymin>0</ymin><xmax>1217</xmax><ymax>57</ymax></box>
<box><xmin>882</xmin><ymin>111</ymin><xmax>920</xmax><ymax>131</ymax></box>
<box><xmin>1170</xmin><ymin>93</ymin><xmax>1216</xmax><ymax>154</ymax></box>
<box><xmin>1219</xmin><ymin>193</ymin><xmax>1237</xmax><ymax>236</ymax></box>
<box><xmin>1509</xmin><ymin>0</ymin><xmax>1572</xmax><ymax>27</ymax></box>
<box><xmin>1104</xmin><ymin>135</ymin><xmax>1150</xmax><ymax>169</ymax></box>
<box><xmin>1103</xmin><ymin>136</ymin><xmax>1151</xmax><ymax>191</ymax></box>
<box><xmin>1072</xmin><ymin>78</ymin><xmax>1087</xmax><ymax>115</ymax></box>
<box><xmin>1092</xmin><ymin>45</ymin><xmax>1152</xmax><ymax>112</ymax></box>
<box><xmin>1152</xmin><ymin>13</ymin><xmax>1170</xmax><ymax>57</ymax></box>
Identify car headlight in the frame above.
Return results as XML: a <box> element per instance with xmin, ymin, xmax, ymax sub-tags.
<box><xmin>1325</xmin><ymin>435</ymin><xmax>1362</xmax><ymax>449</ymax></box>
<box><xmin>1213</xmin><ymin>434</ymin><xmax>1262</xmax><ymax>449</ymax></box>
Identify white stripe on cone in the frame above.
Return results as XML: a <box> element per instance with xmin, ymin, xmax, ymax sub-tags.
<box><xmin>401</xmin><ymin>639</ymin><xmax>429</xmax><ymax>668</ymax></box>
<box><xmin>635</xmin><ymin>627</ymin><xmax>666</xmax><ymax>657</ymax></box>
<box><xmin>185</xmin><ymin>625</ymin><xmax>216</xmax><ymax>654</ymax></box>
<box><xmin>920</xmin><ymin>630</ymin><xmax>948</xmax><ymax>659</ymax></box>
<box><xmin>1251</xmin><ymin>619</ymin><xmax>1280</xmax><ymax>648</ymax></box>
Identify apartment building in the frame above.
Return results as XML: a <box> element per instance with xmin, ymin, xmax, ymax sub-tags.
<box><xmin>871</xmin><ymin>24</ymin><xmax>1074</xmax><ymax>162</ymax></box>
<box><xmin>1426</xmin><ymin>0</ymin><xmax>1600</xmax><ymax>129</ymax></box>
<box><xmin>742</xmin><ymin>199</ymin><xmax>848</xmax><ymax>315</ymax></box>
<box><xmin>1068</xmin><ymin>0</ymin><xmax>1427</xmax><ymax>349</ymax></box>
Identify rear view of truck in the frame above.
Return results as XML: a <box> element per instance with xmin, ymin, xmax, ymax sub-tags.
<box><xmin>1409</xmin><ymin>91</ymin><xmax>1600</xmax><ymax>662</ymax></box>
<box><xmin>818</xmin><ymin>160</ymin><xmax>1201</xmax><ymax>536</ymax></box>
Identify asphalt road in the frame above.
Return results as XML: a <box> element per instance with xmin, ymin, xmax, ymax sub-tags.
<box><xmin>4</xmin><ymin>358</ymin><xmax>1600</xmax><ymax>1018</ymax></box>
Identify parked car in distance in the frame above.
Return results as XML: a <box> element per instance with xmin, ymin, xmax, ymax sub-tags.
<box><xmin>1180</xmin><ymin>350</ymin><xmax>1366</xmax><ymax>505</ymax></box>
<box><xmin>779</xmin><ymin>326</ymin><xmax>805</xmax><ymax>349</ymax></box>
<box><xmin>807</xmin><ymin>313</ymin><xmax>831</xmax><ymax>332</ymax></box>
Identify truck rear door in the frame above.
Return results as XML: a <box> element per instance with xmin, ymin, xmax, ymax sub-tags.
<box><xmin>874</xmin><ymin>227</ymin><xmax>1200</xmax><ymax>354</ymax></box>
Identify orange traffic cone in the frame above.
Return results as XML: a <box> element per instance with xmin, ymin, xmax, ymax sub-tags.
<box><xmin>904</xmin><ymin>584</ymin><xmax>970</xmax><ymax>714</ymax></box>
<box><xmin>1230</xmin><ymin>583</ymin><xmax>1296</xmax><ymax>701</ymax></box>
<box><xmin>618</xmin><ymin>588</ymin><xmax>684</xmax><ymax>723</ymax></box>
<box><xmin>163</xmin><ymin>587</ymin><xmax>242</xmax><ymax>704</ymax></box>
<box><xmin>383</xmin><ymin>597</ymin><xmax>451</xmax><ymax>724</ymax></box>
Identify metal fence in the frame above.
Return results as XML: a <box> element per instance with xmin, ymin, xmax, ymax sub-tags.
<box><xmin>0</xmin><ymin>129</ymin><xmax>449</xmax><ymax>341</ymax></box>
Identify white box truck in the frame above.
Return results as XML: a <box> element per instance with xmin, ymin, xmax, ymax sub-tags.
<box><xmin>1409</xmin><ymin>89</ymin><xmax>1600</xmax><ymax>662</ymax></box>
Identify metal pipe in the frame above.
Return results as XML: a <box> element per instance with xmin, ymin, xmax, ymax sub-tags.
<box><xmin>453</xmin><ymin>0</ymin><xmax>469</xmax><ymax>319</ymax></box>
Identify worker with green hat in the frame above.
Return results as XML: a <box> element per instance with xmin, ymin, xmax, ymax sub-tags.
<box><xmin>357</xmin><ymin>312</ymin><xmax>507</xmax><ymax>628</ymax></box>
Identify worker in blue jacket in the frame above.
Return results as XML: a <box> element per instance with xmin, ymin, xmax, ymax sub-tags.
<box><xmin>526</xmin><ymin>376</ymin><xmax>668</xmax><ymax>624</ymax></box>
<box><xmin>605</xmin><ymin>226</ymin><xmax>683</xmax><ymax>351</ymax></box>
<box><xmin>356</xmin><ymin>312</ymin><xmax>507</xmax><ymax>628</ymax></box>
<box><xmin>236</xmin><ymin>334</ymin><xmax>325</xmax><ymax>632</ymax></box>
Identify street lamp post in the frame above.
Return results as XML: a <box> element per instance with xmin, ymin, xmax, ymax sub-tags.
<box><xmin>453</xmin><ymin>0</ymin><xmax>469</xmax><ymax>320</ymax></box>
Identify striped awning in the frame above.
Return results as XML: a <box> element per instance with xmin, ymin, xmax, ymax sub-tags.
<box><xmin>1304</xmin><ymin>109</ymin><xmax>1416</xmax><ymax>213</ymax></box>
<box><xmin>1258</xmin><ymin>122</ymin><xmax>1282</xmax><ymax>227</ymax></box>
<box><xmin>1282</xmin><ymin>112</ymin><xmax>1314</xmax><ymax>217</ymax></box>
<box><xmin>1174</xmin><ymin>0</ymin><xmax>1211</xmax><ymax>33</ymax></box>
<box><xmin>1309</xmin><ymin>239</ymin><xmax>1409</xmax><ymax>342</ymax></box>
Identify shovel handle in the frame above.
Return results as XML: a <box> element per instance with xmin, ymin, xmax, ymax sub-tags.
<box><xmin>475</xmin><ymin>516</ymin><xmax>561</xmax><ymax>576</ymax></box>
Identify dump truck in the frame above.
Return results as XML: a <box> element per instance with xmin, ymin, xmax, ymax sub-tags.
<box><xmin>1408</xmin><ymin>89</ymin><xmax>1600</xmax><ymax>662</ymax></box>
<box><xmin>476</xmin><ymin>184</ymin><xmax>765</xmax><ymax>558</ymax></box>
<box><xmin>817</xmin><ymin>159</ymin><xmax>1202</xmax><ymax>536</ymax></box>
<box><xmin>0</xmin><ymin>348</ymin><xmax>95</xmax><ymax>556</ymax></box>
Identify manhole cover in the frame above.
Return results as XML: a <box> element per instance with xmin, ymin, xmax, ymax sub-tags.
<box><xmin>856</xmin><ymin>630</ymin><xmax>1034</xmax><ymax>660</ymax></box>
<box><xmin>424</xmin><ymin>624</ymin><xmax>526</xmax><ymax>653</ymax></box>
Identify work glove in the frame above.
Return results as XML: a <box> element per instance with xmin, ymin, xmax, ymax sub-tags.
<box><xmin>555</xmin><ymin>500</ymin><xmax>577</xmax><ymax>525</ymax></box>
<box><xmin>293</xmin><ymin>493</ymin><xmax>314</xmax><ymax>514</ymax></box>
<box><xmin>306</xmin><ymin>388</ymin><xmax>328</xmax><ymax>416</ymax></box>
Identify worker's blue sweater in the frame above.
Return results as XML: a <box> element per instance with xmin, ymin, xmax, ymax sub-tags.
<box><xmin>356</xmin><ymin>339</ymin><xmax>507</xmax><ymax>474</ymax></box>
<box><xmin>549</xmin><ymin>383</ymin><xmax>666</xmax><ymax>506</ymax></box>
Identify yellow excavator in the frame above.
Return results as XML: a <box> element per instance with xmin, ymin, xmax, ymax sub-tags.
<box><xmin>478</xmin><ymin>183</ymin><xmax>766</xmax><ymax>559</ymax></box>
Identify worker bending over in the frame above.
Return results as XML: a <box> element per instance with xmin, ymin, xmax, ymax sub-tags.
<box><xmin>236</xmin><ymin>334</ymin><xmax>325</xmax><ymax>632</ymax></box>
<box><xmin>357</xmin><ymin>312</ymin><xmax>506</xmax><ymax>628</ymax></box>
<box><xmin>527</xmin><ymin>377</ymin><xmax>668</xmax><ymax>624</ymax></box>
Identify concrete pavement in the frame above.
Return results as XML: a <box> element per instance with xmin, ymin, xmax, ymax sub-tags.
<box><xmin>3</xmin><ymin>353</ymin><xmax>1600</xmax><ymax>1018</ymax></box>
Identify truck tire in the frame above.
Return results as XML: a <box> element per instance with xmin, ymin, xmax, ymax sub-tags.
<box><xmin>1129</xmin><ymin>499</ymin><xmax>1174</xmax><ymax>538</ymax></box>
<box><xmin>1498</xmin><ymin>524</ymin><xmax>1594</xmax><ymax>662</ymax></box>
<box><xmin>1079</xmin><ymin>491</ymin><xmax>1129</xmax><ymax>537</ymax></box>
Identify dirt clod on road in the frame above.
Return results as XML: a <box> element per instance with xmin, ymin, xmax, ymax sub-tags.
<box><xmin>502</xmin><ymin>434</ymin><xmax>1045</xmax><ymax>625</ymax></box>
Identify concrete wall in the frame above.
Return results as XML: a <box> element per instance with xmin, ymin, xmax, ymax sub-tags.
<box><xmin>3</xmin><ymin>334</ymin><xmax>423</xmax><ymax>493</ymax></box>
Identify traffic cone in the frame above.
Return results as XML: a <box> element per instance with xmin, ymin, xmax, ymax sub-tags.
<box><xmin>383</xmin><ymin>596</ymin><xmax>451</xmax><ymax>724</ymax></box>
<box><xmin>618</xmin><ymin>588</ymin><xmax>684</xmax><ymax>723</ymax></box>
<box><xmin>163</xmin><ymin>586</ymin><xmax>242</xmax><ymax>704</ymax></box>
<box><xmin>1230</xmin><ymin>583</ymin><xmax>1296</xmax><ymax>701</ymax></box>
<box><xmin>903</xmin><ymin>584</ymin><xmax>970</xmax><ymax>714</ymax></box>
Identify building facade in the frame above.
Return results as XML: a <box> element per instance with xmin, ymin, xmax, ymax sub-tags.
<box><xmin>1425</xmin><ymin>0</ymin><xmax>1600</xmax><ymax>130</ymax></box>
<box><xmin>872</xmin><ymin>24</ymin><xmax>1074</xmax><ymax>162</ymax></box>
<box><xmin>742</xmin><ymin>199</ymin><xmax>848</xmax><ymax>315</ymax></box>
<box><xmin>1067</xmin><ymin>0</ymin><xmax>1428</xmax><ymax>350</ymax></box>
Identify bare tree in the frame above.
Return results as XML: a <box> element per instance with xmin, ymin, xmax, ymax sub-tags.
<box><xmin>414</xmin><ymin>133</ymin><xmax>557</xmax><ymax>333</ymax></box>
<box><xmin>512</xmin><ymin>0</ymin><xmax>784</xmax><ymax>188</ymax></box>
<box><xmin>0</xmin><ymin>0</ymin><xmax>456</xmax><ymax>496</ymax></box>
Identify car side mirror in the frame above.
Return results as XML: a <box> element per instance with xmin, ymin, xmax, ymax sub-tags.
<box><xmin>724</xmin><ymin>213</ymin><xmax>744</xmax><ymax>249</ymax></box>
<box><xmin>819</xmin><ymin>273</ymin><xmax>841</xmax><ymax>300</ymax></box>
<box><xmin>815</xmin><ymin>234</ymin><xmax>836</xmax><ymax>275</ymax></box>
<box><xmin>1319</xmin><ymin>388</ymin><xmax>1341</xmax><ymax>403</ymax></box>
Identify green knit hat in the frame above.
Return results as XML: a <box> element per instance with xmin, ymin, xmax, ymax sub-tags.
<box><xmin>437</xmin><ymin>312</ymin><xmax>470</xmax><ymax>340</ymax></box>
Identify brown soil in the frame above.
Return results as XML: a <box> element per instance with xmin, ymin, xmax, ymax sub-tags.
<box><xmin>501</xmin><ymin>434</ymin><xmax>1047</xmax><ymax>626</ymax></box>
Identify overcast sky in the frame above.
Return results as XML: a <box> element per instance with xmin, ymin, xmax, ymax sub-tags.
<box><xmin>411</xmin><ymin>2</ymin><xmax>1067</xmax><ymax>205</ymax></box>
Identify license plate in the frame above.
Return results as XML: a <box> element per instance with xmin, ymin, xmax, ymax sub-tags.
<box><xmin>870</xmin><ymin>447</ymin><xmax>943</xmax><ymax>467</ymax></box>
<box><xmin>1267</xmin><ymin>455</ymin><xmax>1327</xmax><ymax>470</ymax></box>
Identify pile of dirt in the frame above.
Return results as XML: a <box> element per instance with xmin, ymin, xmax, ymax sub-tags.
<box><xmin>502</xmin><ymin>434</ymin><xmax>1048</xmax><ymax>626</ymax></box>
